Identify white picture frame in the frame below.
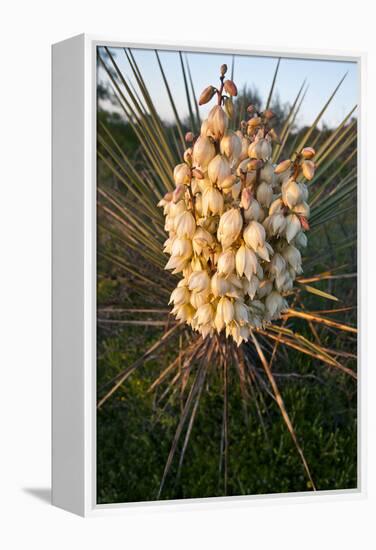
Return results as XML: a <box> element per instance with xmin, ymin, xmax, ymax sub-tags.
<box><xmin>52</xmin><ymin>33</ymin><xmax>366</xmax><ymax>517</ymax></box>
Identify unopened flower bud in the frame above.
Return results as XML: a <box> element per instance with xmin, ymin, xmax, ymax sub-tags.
<box><xmin>224</xmin><ymin>79</ymin><xmax>238</xmax><ymax>96</ymax></box>
<box><xmin>172</xmin><ymin>184</ymin><xmax>185</xmax><ymax>203</ymax></box>
<box><xmin>274</xmin><ymin>159</ymin><xmax>292</xmax><ymax>174</ymax></box>
<box><xmin>199</xmin><ymin>85</ymin><xmax>216</xmax><ymax>106</ymax></box>
<box><xmin>248</xmin><ymin>116</ymin><xmax>262</xmax><ymax>128</ymax></box>
<box><xmin>192</xmin><ymin>168</ymin><xmax>204</xmax><ymax>179</ymax></box>
<box><xmin>220</xmin><ymin>64</ymin><xmax>228</xmax><ymax>76</ymax></box>
<box><xmin>246</xmin><ymin>159</ymin><xmax>260</xmax><ymax>172</ymax></box>
<box><xmin>302</xmin><ymin>160</ymin><xmax>315</xmax><ymax>180</ymax></box>
<box><xmin>301</xmin><ymin>147</ymin><xmax>315</xmax><ymax>159</ymax></box>
<box><xmin>240</xmin><ymin>187</ymin><xmax>253</xmax><ymax>210</ymax></box>
<box><xmin>247</xmin><ymin>105</ymin><xmax>255</xmax><ymax>114</ymax></box>
<box><xmin>185</xmin><ymin>131</ymin><xmax>194</xmax><ymax>143</ymax></box>
<box><xmin>298</xmin><ymin>215</ymin><xmax>310</xmax><ymax>231</ymax></box>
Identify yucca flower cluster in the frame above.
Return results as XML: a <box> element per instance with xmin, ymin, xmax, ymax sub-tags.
<box><xmin>158</xmin><ymin>64</ymin><xmax>316</xmax><ymax>346</ymax></box>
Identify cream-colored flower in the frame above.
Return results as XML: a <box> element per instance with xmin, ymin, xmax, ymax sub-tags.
<box><xmin>194</xmin><ymin>303</ymin><xmax>215</xmax><ymax>325</ymax></box>
<box><xmin>208</xmin><ymin>154</ymin><xmax>231</xmax><ymax>185</ymax></box>
<box><xmin>188</xmin><ymin>270</ymin><xmax>211</xmax><ymax>292</ymax></box>
<box><xmin>175</xmin><ymin>210</ymin><xmax>196</xmax><ymax>239</ymax></box>
<box><xmin>217</xmin><ymin>249</ymin><xmax>235</xmax><ymax>277</ymax></box>
<box><xmin>243</xmin><ymin>221</ymin><xmax>266</xmax><ymax>251</ymax></box>
<box><xmin>265</xmin><ymin>291</ymin><xmax>288</xmax><ymax>319</ymax></box>
<box><xmin>256</xmin><ymin>181</ymin><xmax>273</xmax><ymax>207</ymax></box>
<box><xmin>234</xmin><ymin>300</ymin><xmax>249</xmax><ymax>325</ymax></box>
<box><xmin>235</xmin><ymin>244</ymin><xmax>258</xmax><ymax>280</ymax></box>
<box><xmin>192</xmin><ymin>136</ymin><xmax>216</xmax><ymax>170</ymax></box>
<box><xmin>220</xmin><ymin>131</ymin><xmax>242</xmax><ymax>163</ymax></box>
<box><xmin>217</xmin><ymin>208</ymin><xmax>243</xmax><ymax>249</ymax></box>
<box><xmin>207</xmin><ymin>105</ymin><xmax>228</xmax><ymax>140</ymax></box>
<box><xmin>285</xmin><ymin>214</ymin><xmax>301</xmax><ymax>243</ymax></box>
<box><xmin>202</xmin><ymin>186</ymin><xmax>224</xmax><ymax>216</ymax></box>
<box><xmin>282</xmin><ymin>179</ymin><xmax>302</xmax><ymax>209</ymax></box>
<box><xmin>173</xmin><ymin>163</ymin><xmax>191</xmax><ymax>186</ymax></box>
<box><xmin>169</xmin><ymin>286</ymin><xmax>190</xmax><ymax>306</ymax></box>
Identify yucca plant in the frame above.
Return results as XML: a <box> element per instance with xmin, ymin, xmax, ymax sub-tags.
<box><xmin>96</xmin><ymin>47</ymin><xmax>357</xmax><ymax>500</ymax></box>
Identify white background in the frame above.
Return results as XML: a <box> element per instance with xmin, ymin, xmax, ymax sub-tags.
<box><xmin>1</xmin><ymin>1</ymin><xmax>375</xmax><ymax>548</ymax></box>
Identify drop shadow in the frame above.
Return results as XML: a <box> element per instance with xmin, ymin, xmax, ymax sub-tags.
<box><xmin>23</xmin><ymin>487</ymin><xmax>51</xmax><ymax>504</ymax></box>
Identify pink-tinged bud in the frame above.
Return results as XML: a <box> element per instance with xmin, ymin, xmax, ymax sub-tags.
<box><xmin>172</xmin><ymin>184</ymin><xmax>185</xmax><ymax>203</ymax></box>
<box><xmin>185</xmin><ymin>132</ymin><xmax>194</xmax><ymax>143</ymax></box>
<box><xmin>247</xmin><ymin>158</ymin><xmax>262</xmax><ymax>171</ymax></box>
<box><xmin>298</xmin><ymin>215</ymin><xmax>310</xmax><ymax>231</ymax></box>
<box><xmin>274</xmin><ymin>159</ymin><xmax>292</xmax><ymax>174</ymax></box>
<box><xmin>302</xmin><ymin>160</ymin><xmax>315</xmax><ymax>180</ymax></box>
<box><xmin>247</xmin><ymin>105</ymin><xmax>255</xmax><ymax>114</ymax></box>
<box><xmin>301</xmin><ymin>147</ymin><xmax>315</xmax><ymax>159</ymax></box>
<box><xmin>240</xmin><ymin>187</ymin><xmax>253</xmax><ymax>210</ymax></box>
<box><xmin>224</xmin><ymin>79</ymin><xmax>238</xmax><ymax>97</ymax></box>
<box><xmin>192</xmin><ymin>168</ymin><xmax>204</xmax><ymax>179</ymax></box>
<box><xmin>220</xmin><ymin>64</ymin><xmax>228</xmax><ymax>76</ymax></box>
<box><xmin>199</xmin><ymin>85</ymin><xmax>216</xmax><ymax>106</ymax></box>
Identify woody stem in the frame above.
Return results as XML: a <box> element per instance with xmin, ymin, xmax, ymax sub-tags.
<box><xmin>217</xmin><ymin>76</ymin><xmax>225</xmax><ymax>105</ymax></box>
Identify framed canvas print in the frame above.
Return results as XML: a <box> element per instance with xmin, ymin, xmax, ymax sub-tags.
<box><xmin>52</xmin><ymin>34</ymin><xmax>365</xmax><ymax>516</ymax></box>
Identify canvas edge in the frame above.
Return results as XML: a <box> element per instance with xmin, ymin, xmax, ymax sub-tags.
<box><xmin>52</xmin><ymin>33</ymin><xmax>87</xmax><ymax>516</ymax></box>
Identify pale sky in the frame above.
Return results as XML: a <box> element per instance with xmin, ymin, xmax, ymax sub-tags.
<box><xmin>98</xmin><ymin>47</ymin><xmax>358</xmax><ymax>130</ymax></box>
